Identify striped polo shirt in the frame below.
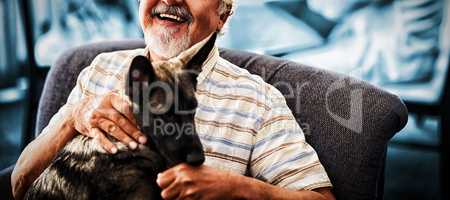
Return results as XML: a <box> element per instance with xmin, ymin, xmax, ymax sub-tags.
<box><xmin>44</xmin><ymin>43</ymin><xmax>332</xmax><ymax>191</ymax></box>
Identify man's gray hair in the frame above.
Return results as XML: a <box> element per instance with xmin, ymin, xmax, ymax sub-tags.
<box><xmin>217</xmin><ymin>0</ymin><xmax>235</xmax><ymax>34</ymax></box>
<box><xmin>218</xmin><ymin>0</ymin><xmax>235</xmax><ymax>16</ymax></box>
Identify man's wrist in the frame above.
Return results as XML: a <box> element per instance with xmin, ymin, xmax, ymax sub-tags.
<box><xmin>229</xmin><ymin>174</ymin><xmax>269</xmax><ymax>200</ymax></box>
<box><xmin>42</xmin><ymin>106</ymin><xmax>78</xmax><ymax>143</ymax></box>
<box><xmin>63</xmin><ymin>104</ymin><xmax>82</xmax><ymax>138</ymax></box>
<box><xmin>62</xmin><ymin>114</ymin><xmax>77</xmax><ymax>139</ymax></box>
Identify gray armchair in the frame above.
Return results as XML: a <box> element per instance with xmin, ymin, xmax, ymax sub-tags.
<box><xmin>0</xmin><ymin>40</ymin><xmax>408</xmax><ymax>200</ymax></box>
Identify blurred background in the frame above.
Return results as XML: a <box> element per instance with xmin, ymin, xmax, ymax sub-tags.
<box><xmin>0</xmin><ymin>0</ymin><xmax>449</xmax><ymax>199</ymax></box>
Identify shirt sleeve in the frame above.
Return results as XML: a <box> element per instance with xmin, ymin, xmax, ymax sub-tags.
<box><xmin>250</xmin><ymin>86</ymin><xmax>332</xmax><ymax>191</ymax></box>
<box><xmin>37</xmin><ymin>65</ymin><xmax>93</xmax><ymax>137</ymax></box>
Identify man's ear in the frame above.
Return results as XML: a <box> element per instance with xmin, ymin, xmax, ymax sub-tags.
<box><xmin>217</xmin><ymin>13</ymin><xmax>230</xmax><ymax>31</ymax></box>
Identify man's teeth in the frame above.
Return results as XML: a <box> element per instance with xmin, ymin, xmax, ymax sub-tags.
<box><xmin>159</xmin><ymin>14</ymin><xmax>183</xmax><ymax>22</ymax></box>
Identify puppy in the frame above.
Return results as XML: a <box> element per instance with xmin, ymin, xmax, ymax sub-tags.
<box><xmin>24</xmin><ymin>34</ymin><xmax>217</xmax><ymax>200</ymax></box>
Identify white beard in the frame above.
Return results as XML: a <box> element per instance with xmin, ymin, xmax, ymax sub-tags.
<box><xmin>144</xmin><ymin>25</ymin><xmax>191</xmax><ymax>59</ymax></box>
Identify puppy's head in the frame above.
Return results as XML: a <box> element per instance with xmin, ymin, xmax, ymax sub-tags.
<box><xmin>126</xmin><ymin>34</ymin><xmax>217</xmax><ymax>167</ymax></box>
<box><xmin>126</xmin><ymin>55</ymin><xmax>204</xmax><ymax>167</ymax></box>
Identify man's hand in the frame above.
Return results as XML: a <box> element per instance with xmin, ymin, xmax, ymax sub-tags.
<box><xmin>157</xmin><ymin>164</ymin><xmax>238</xmax><ymax>200</ymax></box>
<box><xmin>71</xmin><ymin>92</ymin><xmax>147</xmax><ymax>153</ymax></box>
<box><xmin>157</xmin><ymin>163</ymin><xmax>335</xmax><ymax>200</ymax></box>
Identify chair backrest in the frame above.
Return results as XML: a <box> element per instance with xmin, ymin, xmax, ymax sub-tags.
<box><xmin>36</xmin><ymin>40</ymin><xmax>408</xmax><ymax>200</ymax></box>
<box><xmin>439</xmin><ymin>3</ymin><xmax>450</xmax><ymax>106</ymax></box>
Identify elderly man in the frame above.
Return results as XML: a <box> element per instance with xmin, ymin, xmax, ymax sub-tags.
<box><xmin>12</xmin><ymin>0</ymin><xmax>335</xmax><ymax>199</ymax></box>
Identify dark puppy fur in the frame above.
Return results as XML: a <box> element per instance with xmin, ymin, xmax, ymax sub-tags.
<box><xmin>24</xmin><ymin>34</ymin><xmax>217</xmax><ymax>200</ymax></box>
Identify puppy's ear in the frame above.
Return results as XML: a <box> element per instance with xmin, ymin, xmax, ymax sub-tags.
<box><xmin>126</xmin><ymin>56</ymin><xmax>155</xmax><ymax>125</ymax></box>
<box><xmin>128</xmin><ymin>55</ymin><xmax>155</xmax><ymax>83</ymax></box>
<box><xmin>177</xmin><ymin>71</ymin><xmax>198</xmax><ymax>103</ymax></box>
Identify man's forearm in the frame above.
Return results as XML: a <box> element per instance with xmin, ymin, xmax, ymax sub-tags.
<box><xmin>11</xmin><ymin>115</ymin><xmax>76</xmax><ymax>199</ymax></box>
<box><xmin>233</xmin><ymin>175</ymin><xmax>332</xmax><ymax>200</ymax></box>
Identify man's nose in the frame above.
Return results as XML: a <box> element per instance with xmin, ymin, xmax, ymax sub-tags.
<box><xmin>161</xmin><ymin>0</ymin><xmax>183</xmax><ymax>5</ymax></box>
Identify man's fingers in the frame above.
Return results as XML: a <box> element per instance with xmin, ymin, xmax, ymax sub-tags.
<box><xmin>110</xmin><ymin>93</ymin><xmax>138</xmax><ymax>126</ymax></box>
<box><xmin>109</xmin><ymin>93</ymin><xmax>147</xmax><ymax>144</ymax></box>
<box><xmin>91</xmin><ymin>128</ymin><xmax>117</xmax><ymax>154</ymax></box>
<box><xmin>97</xmin><ymin>118</ymin><xmax>138</xmax><ymax>150</ymax></box>
<box><xmin>160</xmin><ymin>180</ymin><xmax>181</xmax><ymax>200</ymax></box>
<box><xmin>157</xmin><ymin>168</ymin><xmax>180</xmax><ymax>199</ymax></box>
<box><xmin>157</xmin><ymin>169</ymin><xmax>177</xmax><ymax>189</ymax></box>
<box><xmin>105</xmin><ymin>109</ymin><xmax>147</xmax><ymax>144</ymax></box>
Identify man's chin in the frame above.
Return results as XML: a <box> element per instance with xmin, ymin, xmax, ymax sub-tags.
<box><xmin>145</xmin><ymin>35</ymin><xmax>191</xmax><ymax>60</ymax></box>
<box><xmin>151</xmin><ymin>47</ymin><xmax>184</xmax><ymax>60</ymax></box>
<box><xmin>143</xmin><ymin>24</ymin><xmax>191</xmax><ymax>58</ymax></box>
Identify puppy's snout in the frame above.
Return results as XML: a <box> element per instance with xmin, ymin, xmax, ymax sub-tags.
<box><xmin>186</xmin><ymin>151</ymin><xmax>204</xmax><ymax>166</ymax></box>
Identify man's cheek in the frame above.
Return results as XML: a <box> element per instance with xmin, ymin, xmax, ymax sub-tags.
<box><xmin>139</xmin><ymin>12</ymin><xmax>151</xmax><ymax>28</ymax></box>
<box><xmin>139</xmin><ymin>1</ymin><xmax>157</xmax><ymax>27</ymax></box>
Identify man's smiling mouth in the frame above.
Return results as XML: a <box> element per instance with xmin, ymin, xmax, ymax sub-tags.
<box><xmin>150</xmin><ymin>3</ymin><xmax>192</xmax><ymax>25</ymax></box>
<box><xmin>154</xmin><ymin>13</ymin><xmax>187</xmax><ymax>23</ymax></box>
